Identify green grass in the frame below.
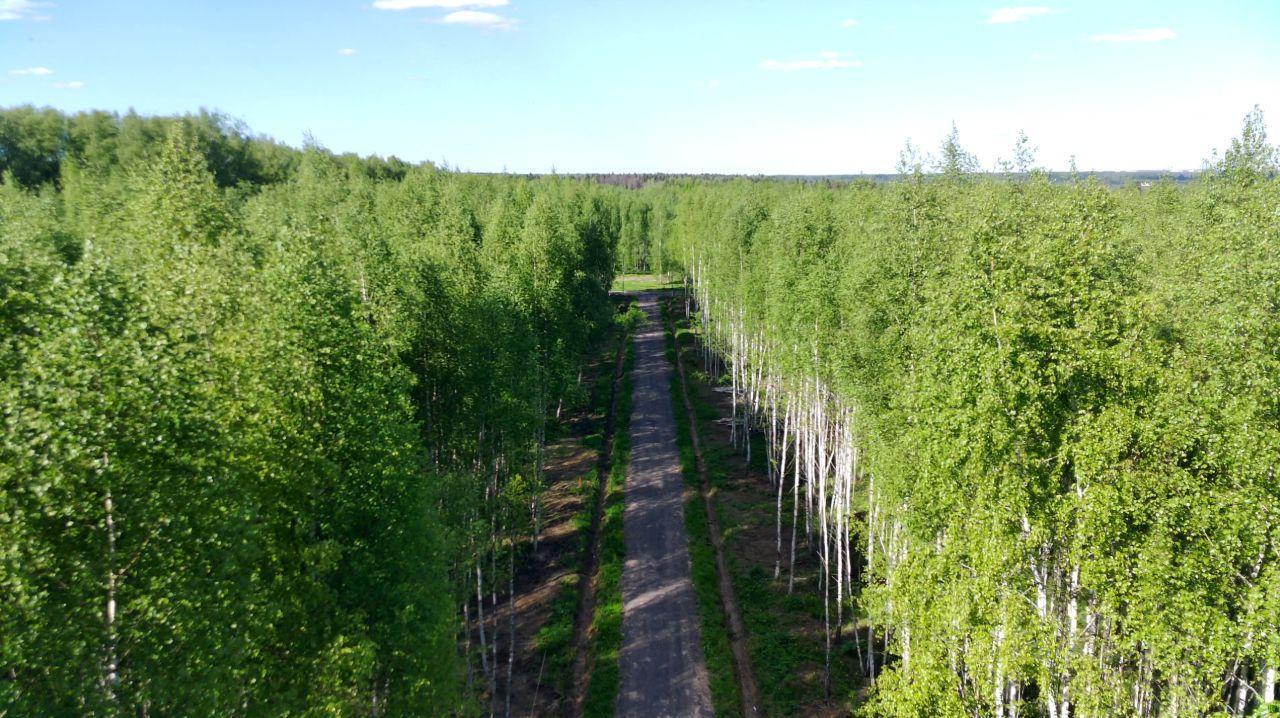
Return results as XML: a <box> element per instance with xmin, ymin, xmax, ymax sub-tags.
<box><xmin>582</xmin><ymin>330</ymin><xmax>635</xmax><ymax>718</ymax></box>
<box><xmin>611</xmin><ymin>273</ymin><xmax>683</xmax><ymax>293</ymax></box>
<box><xmin>531</xmin><ymin>468</ymin><xmax>593</xmax><ymax>702</ymax></box>
<box><xmin>662</xmin><ymin>301</ymin><xmax>744</xmax><ymax>718</ymax></box>
<box><xmin>531</xmin><ymin>322</ymin><xmax>625</xmax><ymax>707</ymax></box>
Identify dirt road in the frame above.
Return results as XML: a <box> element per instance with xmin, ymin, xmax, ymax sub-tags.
<box><xmin>616</xmin><ymin>293</ymin><xmax>714</xmax><ymax>718</ymax></box>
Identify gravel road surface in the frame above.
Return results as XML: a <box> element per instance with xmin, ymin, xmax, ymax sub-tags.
<box><xmin>616</xmin><ymin>293</ymin><xmax>714</xmax><ymax>718</ymax></box>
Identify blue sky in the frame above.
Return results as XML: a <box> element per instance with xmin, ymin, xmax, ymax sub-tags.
<box><xmin>2</xmin><ymin>0</ymin><xmax>1278</xmax><ymax>173</ymax></box>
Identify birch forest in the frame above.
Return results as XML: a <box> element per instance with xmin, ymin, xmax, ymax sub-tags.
<box><xmin>0</xmin><ymin>108</ymin><xmax>620</xmax><ymax>715</ymax></box>
<box><xmin>623</xmin><ymin>109</ymin><xmax>1280</xmax><ymax>717</ymax></box>
<box><xmin>2</xmin><ymin>101</ymin><xmax>1279</xmax><ymax>717</ymax></box>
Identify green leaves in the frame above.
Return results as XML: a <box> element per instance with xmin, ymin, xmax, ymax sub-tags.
<box><xmin>1</xmin><ymin>110</ymin><xmax>624</xmax><ymax>714</ymax></box>
<box><xmin>655</xmin><ymin>146</ymin><xmax>1280</xmax><ymax>715</ymax></box>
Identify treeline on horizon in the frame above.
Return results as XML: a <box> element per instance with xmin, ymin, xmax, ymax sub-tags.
<box><xmin>0</xmin><ymin>105</ymin><xmax>649</xmax><ymax>714</ymax></box>
<box><xmin>618</xmin><ymin>109</ymin><xmax>1279</xmax><ymax>716</ymax></box>
<box><xmin>0</xmin><ymin>103</ymin><xmax>1200</xmax><ymax>192</ymax></box>
<box><xmin>570</xmin><ymin>170</ymin><xmax>1199</xmax><ymax>191</ymax></box>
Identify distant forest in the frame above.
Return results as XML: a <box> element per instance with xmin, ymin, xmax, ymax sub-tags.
<box><xmin>0</xmin><ymin>104</ymin><xmax>1197</xmax><ymax>191</ymax></box>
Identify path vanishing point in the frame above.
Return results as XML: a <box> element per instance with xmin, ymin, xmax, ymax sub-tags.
<box><xmin>616</xmin><ymin>293</ymin><xmax>714</xmax><ymax>718</ymax></box>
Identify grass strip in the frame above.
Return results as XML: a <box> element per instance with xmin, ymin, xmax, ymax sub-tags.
<box><xmin>581</xmin><ymin>328</ymin><xmax>635</xmax><ymax>717</ymax></box>
<box><xmin>533</xmin><ymin>355</ymin><xmax>612</xmax><ymax>701</ymax></box>
<box><xmin>662</xmin><ymin>300</ymin><xmax>746</xmax><ymax>718</ymax></box>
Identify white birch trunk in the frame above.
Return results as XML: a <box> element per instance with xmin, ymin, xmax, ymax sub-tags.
<box><xmin>103</xmin><ymin>480</ymin><xmax>120</xmax><ymax>705</ymax></box>
<box><xmin>994</xmin><ymin>626</ymin><xmax>1005</xmax><ymax>718</ymax></box>
<box><xmin>475</xmin><ymin>560</ymin><xmax>491</xmax><ymax>707</ymax></box>
<box><xmin>1234</xmin><ymin>656</ymin><xmax>1251</xmax><ymax>716</ymax></box>
<box><xmin>866</xmin><ymin>474</ymin><xmax>876</xmax><ymax>679</ymax></box>
<box><xmin>776</xmin><ymin>399</ymin><xmax>792</xmax><ymax>580</ymax></box>
<box><xmin>505</xmin><ymin>543</ymin><xmax>515</xmax><ymax>718</ymax></box>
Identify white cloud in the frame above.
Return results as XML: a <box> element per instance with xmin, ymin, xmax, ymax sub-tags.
<box><xmin>441</xmin><ymin>9</ymin><xmax>515</xmax><ymax>27</ymax></box>
<box><xmin>1090</xmin><ymin>27</ymin><xmax>1177</xmax><ymax>43</ymax></box>
<box><xmin>987</xmin><ymin>6</ymin><xmax>1051</xmax><ymax>24</ymax></box>
<box><xmin>9</xmin><ymin>66</ymin><xmax>54</xmax><ymax>75</ymax></box>
<box><xmin>337</xmin><ymin>48</ymin><xmax>358</xmax><ymax>56</ymax></box>
<box><xmin>373</xmin><ymin>0</ymin><xmax>506</xmax><ymax>8</ymax></box>
<box><xmin>53</xmin><ymin>80</ymin><xmax>84</xmax><ymax>89</ymax></box>
<box><xmin>693</xmin><ymin>79</ymin><xmax>722</xmax><ymax>90</ymax></box>
<box><xmin>760</xmin><ymin>51</ymin><xmax>861</xmax><ymax>72</ymax></box>
<box><xmin>841</xmin><ymin>19</ymin><xmax>858</xmax><ymax>28</ymax></box>
<box><xmin>0</xmin><ymin>0</ymin><xmax>52</xmax><ymax>21</ymax></box>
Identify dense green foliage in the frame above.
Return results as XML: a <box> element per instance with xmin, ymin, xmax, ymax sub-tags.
<box><xmin>0</xmin><ymin>108</ymin><xmax>622</xmax><ymax>715</ymax></box>
<box><xmin>641</xmin><ymin>110</ymin><xmax>1280</xmax><ymax>716</ymax></box>
<box><xmin>6</xmin><ymin>100</ymin><xmax>1279</xmax><ymax>716</ymax></box>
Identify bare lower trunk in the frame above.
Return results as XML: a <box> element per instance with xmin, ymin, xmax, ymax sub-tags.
<box><xmin>103</xmin><ymin>480</ymin><xmax>120</xmax><ymax>706</ymax></box>
<box><xmin>867</xmin><ymin>625</ymin><xmax>875</xmax><ymax>679</ymax></box>
<box><xmin>463</xmin><ymin>602</ymin><xmax>475</xmax><ymax>694</ymax></box>
<box><xmin>994</xmin><ymin>627</ymin><xmax>1005</xmax><ymax>718</ymax></box>
<box><xmin>819</xmin><ymin>424</ymin><xmax>831</xmax><ymax>699</ymax></box>
<box><xmin>533</xmin><ymin>417</ymin><xmax>545</xmax><ymax>551</ymax></box>
<box><xmin>475</xmin><ymin>560</ymin><xmax>492</xmax><ymax>715</ymax></box>
<box><xmin>490</xmin><ymin>545</ymin><xmax>498</xmax><ymax>718</ymax></box>
<box><xmin>822</xmin><ymin>558</ymin><xmax>831</xmax><ymax>698</ymax></box>
<box><xmin>505</xmin><ymin>543</ymin><xmax>515</xmax><ymax>718</ymax></box>
<box><xmin>775</xmin><ymin>401</ymin><xmax>791</xmax><ymax>580</ymax></box>
<box><xmin>1234</xmin><ymin>657</ymin><xmax>1251</xmax><ymax>716</ymax></box>
<box><xmin>788</xmin><ymin>428</ymin><xmax>800</xmax><ymax>593</ymax></box>
<box><xmin>531</xmin><ymin>652</ymin><xmax>547</xmax><ymax>715</ymax></box>
<box><xmin>729</xmin><ymin>327</ymin><xmax>738</xmax><ymax>446</ymax></box>
<box><xmin>866</xmin><ymin>475</ymin><xmax>876</xmax><ymax>679</ymax></box>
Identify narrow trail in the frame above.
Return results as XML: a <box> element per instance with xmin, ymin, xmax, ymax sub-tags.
<box><xmin>617</xmin><ymin>293</ymin><xmax>714</xmax><ymax>718</ymax></box>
